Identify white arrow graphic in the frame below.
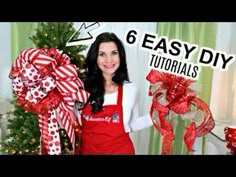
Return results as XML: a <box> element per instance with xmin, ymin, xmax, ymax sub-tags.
<box><xmin>66</xmin><ymin>22</ymin><xmax>102</xmax><ymax>47</ymax></box>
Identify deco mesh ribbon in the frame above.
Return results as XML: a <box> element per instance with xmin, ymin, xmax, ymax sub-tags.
<box><xmin>9</xmin><ymin>48</ymin><xmax>89</xmax><ymax>155</ymax></box>
<box><xmin>146</xmin><ymin>69</ymin><xmax>215</xmax><ymax>154</ymax></box>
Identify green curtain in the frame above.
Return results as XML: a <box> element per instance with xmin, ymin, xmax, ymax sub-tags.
<box><xmin>11</xmin><ymin>22</ymin><xmax>39</xmax><ymax>62</ymax></box>
<box><xmin>149</xmin><ymin>22</ymin><xmax>217</xmax><ymax>155</ymax></box>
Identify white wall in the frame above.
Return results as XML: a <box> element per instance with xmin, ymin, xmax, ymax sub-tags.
<box><xmin>194</xmin><ymin>22</ymin><xmax>236</xmax><ymax>154</ymax></box>
<box><xmin>210</xmin><ymin>22</ymin><xmax>236</xmax><ymax>124</ymax></box>
<box><xmin>207</xmin><ymin>22</ymin><xmax>236</xmax><ymax>155</ymax></box>
<box><xmin>0</xmin><ymin>23</ymin><xmax>13</xmax><ymax>146</ymax></box>
<box><xmin>0</xmin><ymin>23</ymin><xmax>12</xmax><ymax>101</ymax></box>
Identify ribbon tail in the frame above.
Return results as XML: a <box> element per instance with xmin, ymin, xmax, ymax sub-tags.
<box><xmin>38</xmin><ymin>114</ymin><xmax>49</xmax><ymax>154</ymax></box>
<box><xmin>162</xmin><ymin>132</ymin><xmax>174</xmax><ymax>154</ymax></box>
<box><xmin>183</xmin><ymin>121</ymin><xmax>197</xmax><ymax>152</ymax></box>
<box><xmin>150</xmin><ymin>92</ymin><xmax>174</xmax><ymax>154</ymax></box>
<box><xmin>57</xmin><ymin>108</ymin><xmax>75</xmax><ymax>150</ymax></box>
<box><xmin>70</xmin><ymin>111</ymin><xmax>82</xmax><ymax>154</ymax></box>
<box><xmin>191</xmin><ymin>98</ymin><xmax>215</xmax><ymax>136</ymax></box>
<box><xmin>38</xmin><ymin>109</ymin><xmax>62</xmax><ymax>155</ymax></box>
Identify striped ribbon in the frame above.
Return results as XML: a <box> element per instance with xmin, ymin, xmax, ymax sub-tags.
<box><xmin>9</xmin><ymin>48</ymin><xmax>89</xmax><ymax>155</ymax></box>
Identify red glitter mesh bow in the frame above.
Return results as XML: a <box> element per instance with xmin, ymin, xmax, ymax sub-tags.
<box><xmin>146</xmin><ymin>69</ymin><xmax>215</xmax><ymax>154</ymax></box>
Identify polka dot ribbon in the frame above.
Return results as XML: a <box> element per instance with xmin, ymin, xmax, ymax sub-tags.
<box><xmin>146</xmin><ymin>69</ymin><xmax>215</xmax><ymax>154</ymax></box>
<box><xmin>9</xmin><ymin>48</ymin><xmax>89</xmax><ymax>155</ymax></box>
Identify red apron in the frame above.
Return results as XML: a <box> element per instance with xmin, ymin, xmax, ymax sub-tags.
<box><xmin>80</xmin><ymin>84</ymin><xmax>135</xmax><ymax>155</ymax></box>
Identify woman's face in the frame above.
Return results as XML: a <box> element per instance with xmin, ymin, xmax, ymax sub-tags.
<box><xmin>97</xmin><ymin>42</ymin><xmax>120</xmax><ymax>78</ymax></box>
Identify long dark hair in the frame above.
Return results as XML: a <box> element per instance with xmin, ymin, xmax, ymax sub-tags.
<box><xmin>83</xmin><ymin>32</ymin><xmax>129</xmax><ymax>113</ymax></box>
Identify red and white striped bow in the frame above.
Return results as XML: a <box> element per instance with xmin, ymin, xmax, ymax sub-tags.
<box><xmin>9</xmin><ymin>48</ymin><xmax>89</xmax><ymax>155</ymax></box>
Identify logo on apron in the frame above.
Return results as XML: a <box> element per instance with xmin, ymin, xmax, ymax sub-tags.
<box><xmin>112</xmin><ymin>113</ymin><xmax>119</xmax><ymax>123</ymax></box>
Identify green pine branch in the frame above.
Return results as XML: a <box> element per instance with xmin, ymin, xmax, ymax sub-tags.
<box><xmin>30</xmin><ymin>22</ymin><xmax>88</xmax><ymax>79</ymax></box>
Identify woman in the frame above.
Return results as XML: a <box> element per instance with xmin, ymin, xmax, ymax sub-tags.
<box><xmin>77</xmin><ymin>32</ymin><xmax>153</xmax><ymax>155</ymax></box>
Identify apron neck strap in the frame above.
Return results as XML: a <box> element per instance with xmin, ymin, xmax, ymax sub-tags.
<box><xmin>117</xmin><ymin>84</ymin><xmax>123</xmax><ymax>105</ymax></box>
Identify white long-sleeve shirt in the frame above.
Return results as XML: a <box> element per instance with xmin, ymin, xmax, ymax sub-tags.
<box><xmin>105</xmin><ymin>82</ymin><xmax>153</xmax><ymax>132</ymax></box>
<box><xmin>76</xmin><ymin>82</ymin><xmax>153</xmax><ymax>133</ymax></box>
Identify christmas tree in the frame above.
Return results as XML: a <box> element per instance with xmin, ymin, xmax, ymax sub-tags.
<box><xmin>30</xmin><ymin>22</ymin><xmax>88</xmax><ymax>78</ymax></box>
<box><xmin>0</xmin><ymin>102</ymin><xmax>40</xmax><ymax>154</ymax></box>
<box><xmin>0</xmin><ymin>22</ymin><xmax>87</xmax><ymax>155</ymax></box>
